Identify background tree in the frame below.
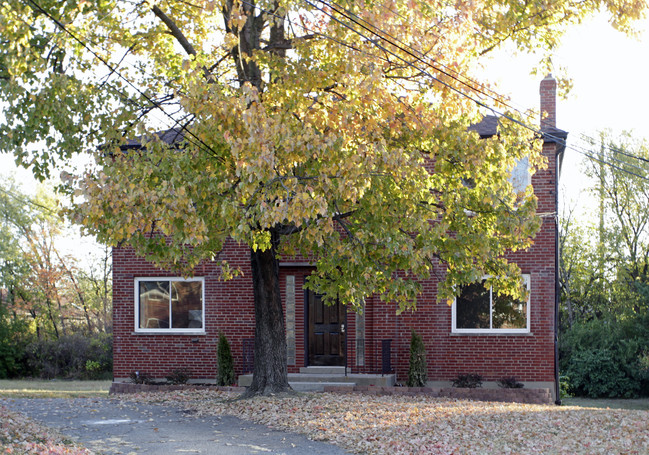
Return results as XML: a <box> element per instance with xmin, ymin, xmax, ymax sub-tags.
<box><xmin>559</xmin><ymin>132</ymin><xmax>649</xmax><ymax>397</ymax></box>
<box><xmin>1</xmin><ymin>0</ymin><xmax>645</xmax><ymax>395</ymax></box>
<box><xmin>0</xmin><ymin>177</ymin><xmax>113</xmax><ymax>378</ymax></box>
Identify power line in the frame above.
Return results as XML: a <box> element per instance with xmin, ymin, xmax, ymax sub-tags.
<box><xmin>0</xmin><ymin>186</ymin><xmax>59</xmax><ymax>215</ymax></box>
<box><xmin>324</xmin><ymin>0</ymin><xmax>649</xmax><ymax>170</ymax></box>
<box><xmin>22</xmin><ymin>0</ymin><xmax>226</xmax><ymax>164</ymax></box>
<box><xmin>570</xmin><ymin>148</ymin><xmax>649</xmax><ymax>182</ymax></box>
<box><xmin>20</xmin><ymin>0</ymin><xmax>649</xmax><ymax>183</ymax></box>
<box><xmin>306</xmin><ymin>0</ymin><xmax>649</xmax><ymax>182</ymax></box>
<box><xmin>567</xmin><ymin>136</ymin><xmax>649</xmax><ymax>178</ymax></box>
<box><xmin>307</xmin><ymin>0</ymin><xmax>649</xmax><ymax>177</ymax></box>
<box><xmin>324</xmin><ymin>0</ymin><xmax>517</xmax><ymax>111</ymax></box>
<box><xmin>575</xmin><ymin>132</ymin><xmax>649</xmax><ymax>165</ymax></box>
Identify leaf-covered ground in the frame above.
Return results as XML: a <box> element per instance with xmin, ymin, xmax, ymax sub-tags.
<box><xmin>125</xmin><ymin>390</ymin><xmax>649</xmax><ymax>454</ymax></box>
<box><xmin>0</xmin><ymin>405</ymin><xmax>92</xmax><ymax>455</ymax></box>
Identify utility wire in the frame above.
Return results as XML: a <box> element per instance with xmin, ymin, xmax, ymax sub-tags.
<box><xmin>306</xmin><ymin>0</ymin><xmax>649</xmax><ymax>181</ymax></box>
<box><xmin>22</xmin><ymin>0</ymin><xmax>226</xmax><ymax>164</ymax></box>
<box><xmin>324</xmin><ymin>0</ymin><xmax>520</xmax><ymax>112</ymax></box>
<box><xmin>328</xmin><ymin>0</ymin><xmax>649</xmax><ymax>169</ymax></box>
<box><xmin>0</xmin><ymin>186</ymin><xmax>59</xmax><ymax>215</ymax></box>
<box><xmin>21</xmin><ymin>0</ymin><xmax>649</xmax><ymax>182</ymax></box>
<box><xmin>566</xmin><ymin>136</ymin><xmax>649</xmax><ymax>177</ymax></box>
<box><xmin>314</xmin><ymin>0</ymin><xmax>649</xmax><ymax>174</ymax></box>
<box><xmin>575</xmin><ymin>131</ymin><xmax>649</xmax><ymax>165</ymax></box>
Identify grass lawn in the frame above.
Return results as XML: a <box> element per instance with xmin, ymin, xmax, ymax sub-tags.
<box><xmin>0</xmin><ymin>379</ymin><xmax>112</xmax><ymax>398</ymax></box>
<box><xmin>562</xmin><ymin>396</ymin><xmax>649</xmax><ymax>411</ymax></box>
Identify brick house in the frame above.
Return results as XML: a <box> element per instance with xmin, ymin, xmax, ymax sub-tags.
<box><xmin>112</xmin><ymin>76</ymin><xmax>566</xmax><ymax>400</ymax></box>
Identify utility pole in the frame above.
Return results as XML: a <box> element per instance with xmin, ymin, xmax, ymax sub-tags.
<box><xmin>597</xmin><ymin>134</ymin><xmax>606</xmax><ymax>309</ymax></box>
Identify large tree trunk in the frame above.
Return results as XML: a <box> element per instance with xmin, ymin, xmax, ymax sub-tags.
<box><xmin>244</xmin><ymin>228</ymin><xmax>291</xmax><ymax>396</ymax></box>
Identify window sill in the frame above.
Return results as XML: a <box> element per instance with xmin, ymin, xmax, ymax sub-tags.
<box><xmin>132</xmin><ymin>331</ymin><xmax>206</xmax><ymax>336</ymax></box>
<box><xmin>450</xmin><ymin>331</ymin><xmax>533</xmax><ymax>336</ymax></box>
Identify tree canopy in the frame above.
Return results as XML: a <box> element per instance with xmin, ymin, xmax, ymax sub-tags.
<box><xmin>1</xmin><ymin>0</ymin><xmax>645</xmax><ymax>394</ymax></box>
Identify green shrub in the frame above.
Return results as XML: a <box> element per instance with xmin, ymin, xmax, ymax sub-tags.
<box><xmin>0</xmin><ymin>306</ymin><xmax>31</xmax><ymax>378</ymax></box>
<box><xmin>129</xmin><ymin>370</ymin><xmax>154</xmax><ymax>384</ymax></box>
<box><xmin>560</xmin><ymin>318</ymin><xmax>649</xmax><ymax>398</ymax></box>
<box><xmin>25</xmin><ymin>333</ymin><xmax>112</xmax><ymax>379</ymax></box>
<box><xmin>452</xmin><ymin>373</ymin><xmax>483</xmax><ymax>388</ymax></box>
<box><xmin>497</xmin><ymin>376</ymin><xmax>524</xmax><ymax>388</ymax></box>
<box><xmin>84</xmin><ymin>360</ymin><xmax>102</xmax><ymax>379</ymax></box>
<box><xmin>217</xmin><ymin>332</ymin><xmax>235</xmax><ymax>386</ymax></box>
<box><xmin>565</xmin><ymin>348</ymin><xmax>641</xmax><ymax>398</ymax></box>
<box><xmin>407</xmin><ymin>330</ymin><xmax>427</xmax><ymax>387</ymax></box>
<box><xmin>166</xmin><ymin>368</ymin><xmax>191</xmax><ymax>385</ymax></box>
<box><xmin>559</xmin><ymin>375</ymin><xmax>573</xmax><ymax>399</ymax></box>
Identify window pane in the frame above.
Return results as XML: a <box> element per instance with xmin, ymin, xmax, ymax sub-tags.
<box><xmin>171</xmin><ymin>281</ymin><xmax>203</xmax><ymax>329</ymax></box>
<box><xmin>456</xmin><ymin>282</ymin><xmax>490</xmax><ymax>329</ymax></box>
<box><xmin>509</xmin><ymin>156</ymin><xmax>530</xmax><ymax>194</ymax></box>
<box><xmin>139</xmin><ymin>281</ymin><xmax>170</xmax><ymax>328</ymax></box>
<box><xmin>492</xmin><ymin>292</ymin><xmax>527</xmax><ymax>329</ymax></box>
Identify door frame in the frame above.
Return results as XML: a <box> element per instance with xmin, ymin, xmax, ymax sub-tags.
<box><xmin>303</xmin><ymin>281</ymin><xmax>347</xmax><ymax>367</ymax></box>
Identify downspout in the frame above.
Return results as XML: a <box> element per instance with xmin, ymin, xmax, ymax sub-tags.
<box><xmin>554</xmin><ymin>135</ymin><xmax>567</xmax><ymax>405</ymax></box>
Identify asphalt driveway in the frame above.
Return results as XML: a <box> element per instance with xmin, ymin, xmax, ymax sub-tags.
<box><xmin>1</xmin><ymin>397</ymin><xmax>351</xmax><ymax>454</ymax></box>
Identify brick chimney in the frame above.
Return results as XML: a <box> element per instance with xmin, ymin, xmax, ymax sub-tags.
<box><xmin>539</xmin><ymin>74</ymin><xmax>556</xmax><ymax>130</ymax></box>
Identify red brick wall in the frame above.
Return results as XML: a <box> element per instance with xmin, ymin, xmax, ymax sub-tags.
<box><xmin>114</xmin><ymin>142</ymin><xmax>557</xmax><ymax>383</ymax></box>
<box><xmin>385</xmin><ymin>139</ymin><xmax>557</xmax><ymax>384</ymax></box>
<box><xmin>114</xmin><ymin>79</ymin><xmax>559</xmax><ymax>385</ymax></box>
<box><xmin>112</xmin><ymin>238</ymin><xmax>256</xmax><ymax>380</ymax></box>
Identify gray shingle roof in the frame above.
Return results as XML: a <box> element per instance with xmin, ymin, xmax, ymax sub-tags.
<box><xmin>122</xmin><ymin>128</ymin><xmax>186</xmax><ymax>149</ymax></box>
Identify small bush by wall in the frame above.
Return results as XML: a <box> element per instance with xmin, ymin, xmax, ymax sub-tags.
<box><xmin>217</xmin><ymin>332</ymin><xmax>235</xmax><ymax>386</ymax></box>
<box><xmin>166</xmin><ymin>368</ymin><xmax>191</xmax><ymax>385</ymax></box>
<box><xmin>497</xmin><ymin>376</ymin><xmax>524</xmax><ymax>389</ymax></box>
<box><xmin>452</xmin><ymin>373</ymin><xmax>483</xmax><ymax>388</ymax></box>
<box><xmin>407</xmin><ymin>330</ymin><xmax>427</xmax><ymax>387</ymax></box>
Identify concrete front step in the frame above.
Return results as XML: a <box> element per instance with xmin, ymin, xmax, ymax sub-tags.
<box><xmin>299</xmin><ymin>366</ymin><xmax>346</xmax><ymax>375</ymax></box>
<box><xmin>290</xmin><ymin>382</ymin><xmax>356</xmax><ymax>392</ymax></box>
<box><xmin>238</xmin><ymin>372</ymin><xmax>396</xmax><ymax>388</ymax></box>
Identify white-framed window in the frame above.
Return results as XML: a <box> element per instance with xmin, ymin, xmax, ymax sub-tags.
<box><xmin>134</xmin><ymin>277</ymin><xmax>205</xmax><ymax>333</ymax></box>
<box><xmin>452</xmin><ymin>275</ymin><xmax>530</xmax><ymax>334</ymax></box>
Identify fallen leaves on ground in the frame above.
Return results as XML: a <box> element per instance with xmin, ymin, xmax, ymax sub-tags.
<box><xmin>0</xmin><ymin>405</ymin><xmax>92</xmax><ymax>455</ymax></box>
<box><xmin>124</xmin><ymin>390</ymin><xmax>649</xmax><ymax>454</ymax></box>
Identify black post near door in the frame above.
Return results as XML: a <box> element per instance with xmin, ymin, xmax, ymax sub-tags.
<box><xmin>306</xmin><ymin>289</ymin><xmax>345</xmax><ymax>366</ymax></box>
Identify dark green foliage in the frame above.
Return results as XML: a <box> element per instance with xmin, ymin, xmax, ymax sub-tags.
<box><xmin>25</xmin><ymin>333</ymin><xmax>112</xmax><ymax>379</ymax></box>
<box><xmin>217</xmin><ymin>332</ymin><xmax>235</xmax><ymax>386</ymax></box>
<box><xmin>0</xmin><ymin>305</ymin><xmax>31</xmax><ymax>378</ymax></box>
<box><xmin>407</xmin><ymin>330</ymin><xmax>427</xmax><ymax>387</ymax></box>
<box><xmin>559</xmin><ymin>375</ymin><xmax>573</xmax><ymax>399</ymax></box>
<box><xmin>497</xmin><ymin>376</ymin><xmax>524</xmax><ymax>388</ymax></box>
<box><xmin>452</xmin><ymin>373</ymin><xmax>483</xmax><ymax>388</ymax></box>
<box><xmin>129</xmin><ymin>370</ymin><xmax>154</xmax><ymax>384</ymax></box>
<box><xmin>166</xmin><ymin>368</ymin><xmax>191</xmax><ymax>385</ymax></box>
<box><xmin>564</xmin><ymin>349</ymin><xmax>642</xmax><ymax>398</ymax></box>
<box><xmin>560</xmin><ymin>317</ymin><xmax>649</xmax><ymax>398</ymax></box>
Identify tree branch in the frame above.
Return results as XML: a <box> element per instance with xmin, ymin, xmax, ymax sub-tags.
<box><xmin>151</xmin><ymin>5</ymin><xmax>196</xmax><ymax>56</ymax></box>
<box><xmin>262</xmin><ymin>34</ymin><xmax>318</xmax><ymax>51</ymax></box>
<box><xmin>151</xmin><ymin>5</ymin><xmax>216</xmax><ymax>81</ymax></box>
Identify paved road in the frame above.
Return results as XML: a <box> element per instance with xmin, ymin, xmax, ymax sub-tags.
<box><xmin>1</xmin><ymin>397</ymin><xmax>351</xmax><ymax>455</ymax></box>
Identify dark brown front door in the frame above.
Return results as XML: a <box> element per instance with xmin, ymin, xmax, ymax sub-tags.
<box><xmin>307</xmin><ymin>290</ymin><xmax>345</xmax><ymax>366</ymax></box>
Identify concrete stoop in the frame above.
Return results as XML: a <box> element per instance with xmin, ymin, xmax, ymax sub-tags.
<box><xmin>238</xmin><ymin>366</ymin><xmax>396</xmax><ymax>392</ymax></box>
